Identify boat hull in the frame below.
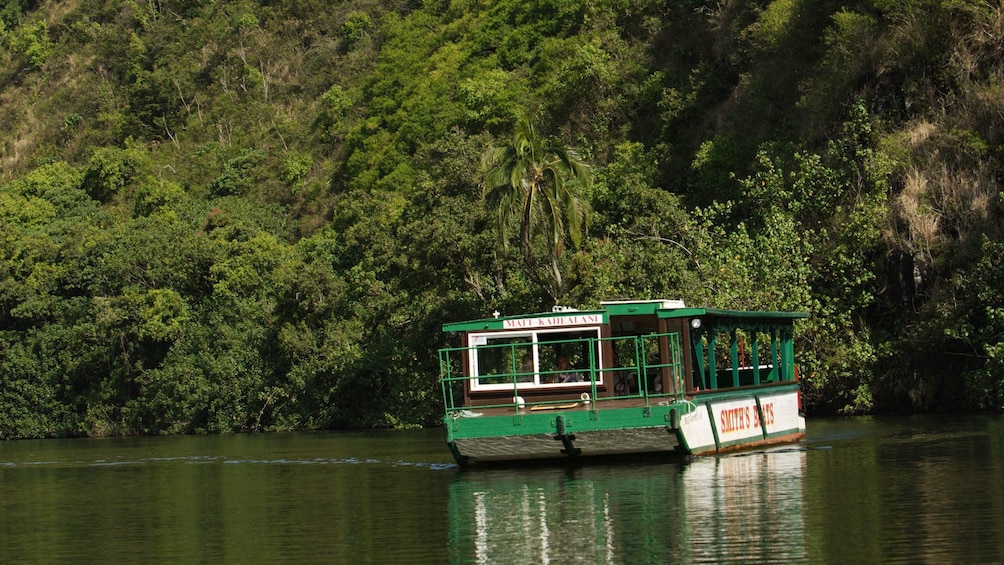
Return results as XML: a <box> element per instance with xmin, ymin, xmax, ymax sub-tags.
<box><xmin>445</xmin><ymin>384</ymin><xmax>804</xmax><ymax>465</ymax></box>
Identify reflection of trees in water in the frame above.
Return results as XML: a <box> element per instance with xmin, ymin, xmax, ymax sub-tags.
<box><xmin>448</xmin><ymin>452</ymin><xmax>807</xmax><ymax>564</ymax></box>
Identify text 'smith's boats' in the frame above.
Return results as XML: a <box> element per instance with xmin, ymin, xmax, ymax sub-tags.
<box><xmin>438</xmin><ymin>300</ymin><xmax>809</xmax><ymax>465</ymax></box>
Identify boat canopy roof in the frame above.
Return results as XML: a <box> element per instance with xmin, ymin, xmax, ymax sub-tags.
<box><xmin>443</xmin><ymin>300</ymin><xmax>808</xmax><ymax>333</ymax></box>
<box><xmin>657</xmin><ymin>308</ymin><xmax>810</xmax><ymax>321</ymax></box>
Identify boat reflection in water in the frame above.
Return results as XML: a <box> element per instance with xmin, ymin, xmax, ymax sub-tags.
<box><xmin>447</xmin><ymin>449</ymin><xmax>806</xmax><ymax>564</ymax></box>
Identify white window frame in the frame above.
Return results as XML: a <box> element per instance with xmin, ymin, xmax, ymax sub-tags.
<box><xmin>468</xmin><ymin>326</ymin><xmax>602</xmax><ymax>391</ymax></box>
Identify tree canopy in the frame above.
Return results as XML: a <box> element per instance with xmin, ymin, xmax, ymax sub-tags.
<box><xmin>1</xmin><ymin>0</ymin><xmax>1003</xmax><ymax>438</ymax></box>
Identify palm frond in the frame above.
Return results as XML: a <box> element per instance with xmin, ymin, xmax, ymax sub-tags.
<box><xmin>479</xmin><ymin>115</ymin><xmax>594</xmax><ymax>300</ymax></box>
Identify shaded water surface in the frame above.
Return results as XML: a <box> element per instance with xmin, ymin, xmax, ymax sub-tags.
<box><xmin>2</xmin><ymin>415</ymin><xmax>1003</xmax><ymax>563</ymax></box>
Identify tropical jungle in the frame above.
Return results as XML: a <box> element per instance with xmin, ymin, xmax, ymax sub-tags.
<box><xmin>2</xmin><ymin>0</ymin><xmax>1003</xmax><ymax>438</ymax></box>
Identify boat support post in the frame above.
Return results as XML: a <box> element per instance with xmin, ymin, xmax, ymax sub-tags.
<box><xmin>553</xmin><ymin>415</ymin><xmax>581</xmax><ymax>457</ymax></box>
<box><xmin>667</xmin><ymin>408</ymin><xmax>680</xmax><ymax>430</ymax></box>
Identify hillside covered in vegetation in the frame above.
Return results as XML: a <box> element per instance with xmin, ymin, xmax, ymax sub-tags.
<box><xmin>2</xmin><ymin>0</ymin><xmax>1002</xmax><ymax>438</ymax></box>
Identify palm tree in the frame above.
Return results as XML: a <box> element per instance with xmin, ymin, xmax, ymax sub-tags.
<box><xmin>481</xmin><ymin>116</ymin><xmax>592</xmax><ymax>301</ymax></box>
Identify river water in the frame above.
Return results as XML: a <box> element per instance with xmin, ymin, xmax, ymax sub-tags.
<box><xmin>1</xmin><ymin>414</ymin><xmax>1002</xmax><ymax>563</ymax></box>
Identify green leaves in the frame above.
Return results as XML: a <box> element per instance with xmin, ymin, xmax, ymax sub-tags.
<box><xmin>340</xmin><ymin>11</ymin><xmax>373</xmax><ymax>49</ymax></box>
<box><xmin>208</xmin><ymin>149</ymin><xmax>267</xmax><ymax>198</ymax></box>
<box><xmin>481</xmin><ymin>115</ymin><xmax>593</xmax><ymax>303</ymax></box>
<box><xmin>4</xmin><ymin>19</ymin><xmax>52</xmax><ymax>69</ymax></box>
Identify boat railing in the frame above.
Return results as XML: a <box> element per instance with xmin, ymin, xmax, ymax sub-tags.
<box><xmin>439</xmin><ymin>333</ymin><xmax>684</xmax><ymax>413</ymax></box>
<box><xmin>689</xmin><ymin>324</ymin><xmax>799</xmax><ymax>390</ymax></box>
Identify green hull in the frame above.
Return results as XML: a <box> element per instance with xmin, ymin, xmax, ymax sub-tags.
<box><xmin>446</xmin><ymin>384</ymin><xmax>804</xmax><ymax>465</ymax></box>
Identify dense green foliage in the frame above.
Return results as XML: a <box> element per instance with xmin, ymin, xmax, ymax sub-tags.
<box><xmin>2</xmin><ymin>0</ymin><xmax>1003</xmax><ymax>437</ymax></box>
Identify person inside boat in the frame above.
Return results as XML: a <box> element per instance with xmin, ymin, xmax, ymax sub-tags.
<box><xmin>518</xmin><ymin>353</ymin><xmax>534</xmax><ymax>382</ymax></box>
<box><xmin>551</xmin><ymin>355</ymin><xmax>582</xmax><ymax>383</ymax></box>
<box><xmin>611</xmin><ymin>350</ymin><xmax>637</xmax><ymax>395</ymax></box>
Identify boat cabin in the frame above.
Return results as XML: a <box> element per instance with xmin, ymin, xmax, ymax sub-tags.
<box><xmin>439</xmin><ymin>300</ymin><xmax>808</xmax><ymax>410</ymax></box>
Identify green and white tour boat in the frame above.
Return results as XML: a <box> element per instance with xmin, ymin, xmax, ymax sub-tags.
<box><xmin>438</xmin><ymin>300</ymin><xmax>808</xmax><ymax>465</ymax></box>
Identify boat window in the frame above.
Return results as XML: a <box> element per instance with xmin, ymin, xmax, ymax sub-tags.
<box><xmin>472</xmin><ymin>335</ymin><xmax>534</xmax><ymax>386</ymax></box>
<box><xmin>468</xmin><ymin>327</ymin><xmax>601</xmax><ymax>391</ymax></box>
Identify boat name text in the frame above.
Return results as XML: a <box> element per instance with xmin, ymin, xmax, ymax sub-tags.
<box><xmin>502</xmin><ymin>314</ymin><xmax>602</xmax><ymax>330</ymax></box>
<box><xmin>719</xmin><ymin>402</ymin><xmax>775</xmax><ymax>433</ymax></box>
